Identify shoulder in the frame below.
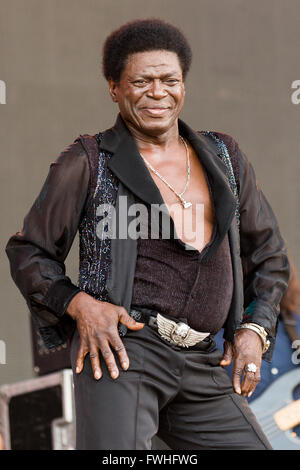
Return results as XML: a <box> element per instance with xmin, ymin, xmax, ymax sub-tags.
<box><xmin>199</xmin><ymin>130</ymin><xmax>241</xmax><ymax>157</ymax></box>
<box><xmin>55</xmin><ymin>137</ymin><xmax>88</xmax><ymax>161</ymax></box>
<box><xmin>52</xmin><ymin>133</ymin><xmax>100</xmax><ymax>166</ymax></box>
<box><xmin>75</xmin><ymin>133</ymin><xmax>100</xmax><ymax>164</ymax></box>
<box><xmin>199</xmin><ymin>130</ymin><xmax>243</xmax><ymax>189</ymax></box>
<box><xmin>212</xmin><ymin>131</ymin><xmax>240</xmax><ymax>154</ymax></box>
<box><xmin>49</xmin><ymin>135</ymin><xmax>96</xmax><ymax>174</ymax></box>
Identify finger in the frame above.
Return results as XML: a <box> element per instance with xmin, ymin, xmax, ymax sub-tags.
<box><xmin>76</xmin><ymin>343</ymin><xmax>89</xmax><ymax>374</ymax></box>
<box><xmin>242</xmin><ymin>369</ymin><xmax>261</xmax><ymax>397</ymax></box>
<box><xmin>89</xmin><ymin>345</ymin><xmax>102</xmax><ymax>380</ymax></box>
<box><xmin>220</xmin><ymin>341</ymin><xmax>233</xmax><ymax>366</ymax></box>
<box><xmin>118</xmin><ymin>307</ymin><xmax>145</xmax><ymax>331</ymax></box>
<box><xmin>99</xmin><ymin>340</ymin><xmax>119</xmax><ymax>379</ymax></box>
<box><xmin>109</xmin><ymin>335</ymin><xmax>129</xmax><ymax>371</ymax></box>
<box><xmin>241</xmin><ymin>370</ymin><xmax>254</xmax><ymax>397</ymax></box>
<box><xmin>232</xmin><ymin>360</ymin><xmax>244</xmax><ymax>395</ymax></box>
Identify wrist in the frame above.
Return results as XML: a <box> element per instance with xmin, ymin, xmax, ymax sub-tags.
<box><xmin>236</xmin><ymin>322</ymin><xmax>270</xmax><ymax>354</ymax></box>
<box><xmin>66</xmin><ymin>291</ymin><xmax>87</xmax><ymax>320</ymax></box>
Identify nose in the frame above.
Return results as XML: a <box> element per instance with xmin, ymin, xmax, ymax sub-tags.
<box><xmin>147</xmin><ymin>79</ymin><xmax>168</xmax><ymax>99</ymax></box>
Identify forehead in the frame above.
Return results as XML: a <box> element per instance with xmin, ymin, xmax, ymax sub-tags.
<box><xmin>122</xmin><ymin>50</ymin><xmax>182</xmax><ymax>77</ymax></box>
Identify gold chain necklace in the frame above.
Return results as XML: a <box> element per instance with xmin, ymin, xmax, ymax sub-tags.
<box><xmin>139</xmin><ymin>136</ymin><xmax>192</xmax><ymax>209</ymax></box>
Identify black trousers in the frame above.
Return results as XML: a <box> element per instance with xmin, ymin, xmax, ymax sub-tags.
<box><xmin>70</xmin><ymin>323</ymin><xmax>272</xmax><ymax>450</ymax></box>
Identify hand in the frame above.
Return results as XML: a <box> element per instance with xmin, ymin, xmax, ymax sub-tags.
<box><xmin>219</xmin><ymin>328</ymin><xmax>263</xmax><ymax>397</ymax></box>
<box><xmin>66</xmin><ymin>292</ymin><xmax>144</xmax><ymax>380</ymax></box>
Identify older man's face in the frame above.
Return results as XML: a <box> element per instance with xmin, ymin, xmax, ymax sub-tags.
<box><xmin>109</xmin><ymin>50</ymin><xmax>185</xmax><ymax>136</ymax></box>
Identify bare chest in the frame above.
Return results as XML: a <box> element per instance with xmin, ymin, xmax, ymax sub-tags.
<box><xmin>146</xmin><ymin>147</ymin><xmax>215</xmax><ymax>252</ymax></box>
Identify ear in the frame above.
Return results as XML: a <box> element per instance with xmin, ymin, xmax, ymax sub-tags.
<box><xmin>108</xmin><ymin>79</ymin><xmax>119</xmax><ymax>102</ymax></box>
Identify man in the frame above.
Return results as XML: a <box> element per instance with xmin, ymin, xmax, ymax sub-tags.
<box><xmin>6</xmin><ymin>19</ymin><xmax>289</xmax><ymax>450</ymax></box>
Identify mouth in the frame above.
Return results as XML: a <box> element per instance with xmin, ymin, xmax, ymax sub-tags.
<box><xmin>141</xmin><ymin>107</ymin><xmax>170</xmax><ymax>116</ymax></box>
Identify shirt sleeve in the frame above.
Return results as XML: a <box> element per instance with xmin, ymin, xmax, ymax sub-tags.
<box><xmin>238</xmin><ymin>145</ymin><xmax>290</xmax><ymax>342</ymax></box>
<box><xmin>5</xmin><ymin>138</ymin><xmax>90</xmax><ymax>330</ymax></box>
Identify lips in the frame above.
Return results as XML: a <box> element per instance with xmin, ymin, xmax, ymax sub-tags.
<box><xmin>141</xmin><ymin>107</ymin><xmax>169</xmax><ymax>116</ymax></box>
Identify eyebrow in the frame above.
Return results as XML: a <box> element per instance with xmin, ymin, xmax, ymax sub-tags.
<box><xmin>132</xmin><ymin>71</ymin><xmax>181</xmax><ymax>79</ymax></box>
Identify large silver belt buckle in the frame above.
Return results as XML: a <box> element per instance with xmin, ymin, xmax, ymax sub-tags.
<box><xmin>156</xmin><ymin>313</ymin><xmax>210</xmax><ymax>347</ymax></box>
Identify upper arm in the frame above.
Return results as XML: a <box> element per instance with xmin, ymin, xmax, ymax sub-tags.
<box><xmin>237</xmin><ymin>145</ymin><xmax>290</xmax><ymax>308</ymax></box>
<box><xmin>19</xmin><ymin>139</ymin><xmax>90</xmax><ymax>261</ymax></box>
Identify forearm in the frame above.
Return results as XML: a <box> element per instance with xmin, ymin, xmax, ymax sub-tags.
<box><xmin>6</xmin><ymin>233</ymin><xmax>81</xmax><ymax>318</ymax></box>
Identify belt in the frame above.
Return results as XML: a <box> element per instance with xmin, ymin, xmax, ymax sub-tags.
<box><xmin>129</xmin><ymin>307</ymin><xmax>212</xmax><ymax>348</ymax></box>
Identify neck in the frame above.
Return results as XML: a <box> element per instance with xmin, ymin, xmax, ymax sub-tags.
<box><xmin>123</xmin><ymin>118</ymin><xmax>182</xmax><ymax>154</ymax></box>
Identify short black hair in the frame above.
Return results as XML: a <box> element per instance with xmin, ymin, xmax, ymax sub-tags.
<box><xmin>102</xmin><ymin>18</ymin><xmax>192</xmax><ymax>83</ymax></box>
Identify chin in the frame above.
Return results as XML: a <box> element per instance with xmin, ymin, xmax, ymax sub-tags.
<box><xmin>140</xmin><ymin>116</ymin><xmax>175</xmax><ymax>135</ymax></box>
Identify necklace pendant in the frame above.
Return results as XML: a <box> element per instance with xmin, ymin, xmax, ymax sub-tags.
<box><xmin>181</xmin><ymin>199</ymin><xmax>192</xmax><ymax>209</ymax></box>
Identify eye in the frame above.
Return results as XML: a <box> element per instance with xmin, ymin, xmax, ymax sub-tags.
<box><xmin>133</xmin><ymin>80</ymin><xmax>147</xmax><ymax>86</ymax></box>
<box><xmin>165</xmin><ymin>79</ymin><xmax>179</xmax><ymax>85</ymax></box>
